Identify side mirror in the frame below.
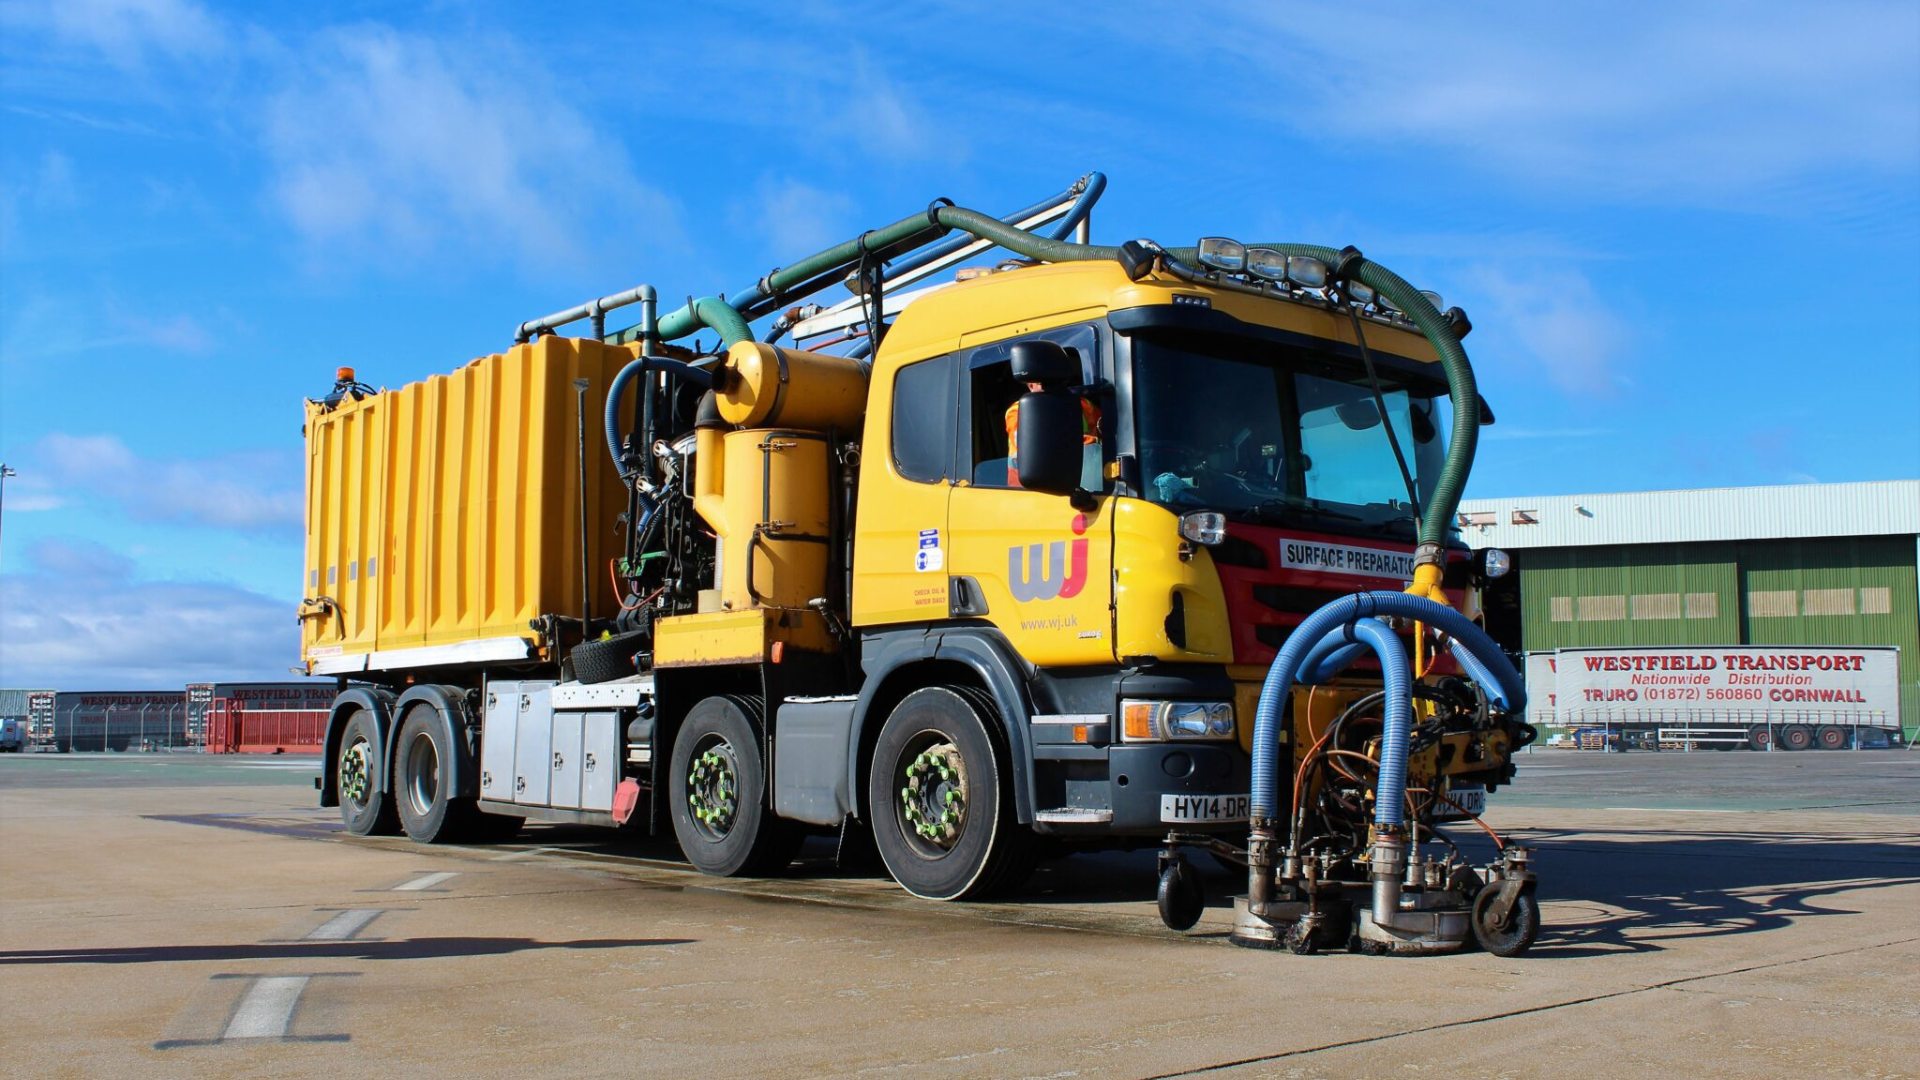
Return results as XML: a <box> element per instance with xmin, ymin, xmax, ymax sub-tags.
<box><xmin>1014</xmin><ymin>391</ymin><xmax>1087</xmax><ymax>497</ymax></box>
<box><xmin>1010</xmin><ymin>340</ymin><xmax>1079</xmax><ymax>387</ymax></box>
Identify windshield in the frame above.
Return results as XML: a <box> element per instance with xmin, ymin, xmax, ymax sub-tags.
<box><xmin>1131</xmin><ymin>334</ymin><xmax>1450</xmax><ymax>537</ymax></box>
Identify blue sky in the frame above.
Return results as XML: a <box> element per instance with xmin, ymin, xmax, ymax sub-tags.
<box><xmin>2</xmin><ymin>0</ymin><xmax>1917</xmax><ymax>688</ymax></box>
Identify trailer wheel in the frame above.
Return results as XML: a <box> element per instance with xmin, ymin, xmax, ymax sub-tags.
<box><xmin>1816</xmin><ymin>725</ymin><xmax>1848</xmax><ymax>750</ymax></box>
<box><xmin>668</xmin><ymin>696</ymin><xmax>799</xmax><ymax>877</ymax></box>
<box><xmin>1470</xmin><ymin>883</ymin><xmax>1539</xmax><ymax>957</ymax></box>
<box><xmin>337</xmin><ymin>709</ymin><xmax>399</xmax><ymax>837</ymax></box>
<box><xmin>1747</xmin><ymin>724</ymin><xmax>1771</xmax><ymax>751</ymax></box>
<box><xmin>869</xmin><ymin>687</ymin><xmax>1029</xmax><ymax>901</ymax></box>
<box><xmin>394</xmin><ymin>707</ymin><xmax>485</xmax><ymax>844</ymax></box>
<box><xmin>1779</xmin><ymin>724</ymin><xmax>1813</xmax><ymax>751</ymax></box>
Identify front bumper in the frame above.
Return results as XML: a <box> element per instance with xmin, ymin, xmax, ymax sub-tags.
<box><xmin>1031</xmin><ymin>742</ymin><xmax>1250</xmax><ymax>836</ymax></box>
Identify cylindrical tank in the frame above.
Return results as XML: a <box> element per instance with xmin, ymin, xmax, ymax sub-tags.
<box><xmin>715</xmin><ymin>342</ymin><xmax>867</xmax><ymax>431</ymax></box>
<box><xmin>714</xmin><ymin>428</ymin><xmax>833</xmax><ymax>612</ymax></box>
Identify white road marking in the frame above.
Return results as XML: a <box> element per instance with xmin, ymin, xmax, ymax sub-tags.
<box><xmin>489</xmin><ymin>847</ymin><xmax>557</xmax><ymax>862</ymax></box>
<box><xmin>393</xmin><ymin>871</ymin><xmax>457</xmax><ymax>891</ymax></box>
<box><xmin>306</xmin><ymin>909</ymin><xmax>382</xmax><ymax>941</ymax></box>
<box><xmin>223</xmin><ymin>976</ymin><xmax>310</xmax><ymax>1039</ymax></box>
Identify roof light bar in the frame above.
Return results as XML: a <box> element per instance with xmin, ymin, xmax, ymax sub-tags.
<box><xmin>1195</xmin><ymin>237</ymin><xmax>1246</xmax><ymax>273</ymax></box>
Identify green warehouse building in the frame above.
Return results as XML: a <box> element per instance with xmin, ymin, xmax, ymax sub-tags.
<box><xmin>1457</xmin><ymin>480</ymin><xmax>1919</xmax><ymax>742</ymax></box>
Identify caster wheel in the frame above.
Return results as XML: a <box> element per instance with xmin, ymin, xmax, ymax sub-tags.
<box><xmin>1157</xmin><ymin>856</ymin><xmax>1205</xmax><ymax>931</ymax></box>
<box><xmin>1471</xmin><ymin>882</ymin><xmax>1541</xmax><ymax>957</ymax></box>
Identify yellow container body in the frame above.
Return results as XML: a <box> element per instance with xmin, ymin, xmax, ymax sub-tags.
<box><xmin>302</xmin><ymin>336</ymin><xmax>639</xmax><ymax>669</ymax></box>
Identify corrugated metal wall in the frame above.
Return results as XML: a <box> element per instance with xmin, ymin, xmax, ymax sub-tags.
<box><xmin>1517</xmin><ymin>536</ymin><xmax>1920</xmax><ymax>731</ymax></box>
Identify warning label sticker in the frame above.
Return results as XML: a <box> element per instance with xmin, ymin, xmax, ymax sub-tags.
<box><xmin>915</xmin><ymin>528</ymin><xmax>943</xmax><ymax>573</ymax></box>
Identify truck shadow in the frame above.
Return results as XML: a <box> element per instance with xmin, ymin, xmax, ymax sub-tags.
<box><xmin>1518</xmin><ymin>826</ymin><xmax>1920</xmax><ymax>956</ymax></box>
<box><xmin>0</xmin><ymin>937</ymin><xmax>694</xmax><ymax>966</ymax></box>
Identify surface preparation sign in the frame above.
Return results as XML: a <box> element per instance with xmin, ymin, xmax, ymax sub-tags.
<box><xmin>1278</xmin><ymin>537</ymin><xmax>1415</xmax><ymax>581</ymax></box>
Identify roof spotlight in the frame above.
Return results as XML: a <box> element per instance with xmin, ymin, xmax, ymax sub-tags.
<box><xmin>1286</xmin><ymin>256</ymin><xmax>1329</xmax><ymax>289</ymax></box>
<box><xmin>1347</xmin><ymin>281</ymin><xmax>1376</xmax><ymax>305</ymax></box>
<box><xmin>1420</xmin><ymin>289</ymin><xmax>1444</xmax><ymax>311</ymax></box>
<box><xmin>1245</xmin><ymin>248</ymin><xmax>1287</xmax><ymax>281</ymax></box>
<box><xmin>1195</xmin><ymin>237</ymin><xmax>1246</xmax><ymax>273</ymax></box>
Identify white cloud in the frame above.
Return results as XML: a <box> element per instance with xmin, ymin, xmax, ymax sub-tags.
<box><xmin>29</xmin><ymin>433</ymin><xmax>302</xmax><ymax>533</ymax></box>
<box><xmin>1130</xmin><ymin>2</ymin><xmax>1920</xmax><ymax>202</ymax></box>
<box><xmin>0</xmin><ymin>0</ymin><xmax>225</xmax><ymax>67</ymax></box>
<box><xmin>1465</xmin><ymin>266</ymin><xmax>1631</xmax><ymax>397</ymax></box>
<box><xmin>744</xmin><ymin>177</ymin><xmax>856</xmax><ymax>260</ymax></box>
<box><xmin>260</xmin><ymin>26</ymin><xmax>678</xmax><ymax>269</ymax></box>
<box><xmin>0</xmin><ymin>537</ymin><xmax>296</xmax><ymax>687</ymax></box>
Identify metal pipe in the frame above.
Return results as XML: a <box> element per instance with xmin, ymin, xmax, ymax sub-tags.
<box><xmin>1046</xmin><ymin>171</ymin><xmax>1106</xmax><ymax>242</ymax></box>
<box><xmin>574</xmin><ymin>378</ymin><xmax>593</xmax><ymax>634</ymax></box>
<box><xmin>517</xmin><ymin>284</ymin><xmax>658</xmax><ymax>343</ymax></box>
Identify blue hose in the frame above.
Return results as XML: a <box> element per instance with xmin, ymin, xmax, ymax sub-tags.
<box><xmin>1250</xmin><ymin>591</ymin><xmax>1525</xmax><ymax>825</ymax></box>
<box><xmin>603</xmin><ymin>357</ymin><xmax>714</xmax><ymax>476</ymax></box>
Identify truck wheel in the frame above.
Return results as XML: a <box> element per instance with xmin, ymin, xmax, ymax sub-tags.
<box><xmin>394</xmin><ymin>706</ymin><xmax>485</xmax><ymax>844</ymax></box>
<box><xmin>668</xmin><ymin>696</ymin><xmax>799</xmax><ymax>877</ymax></box>
<box><xmin>1816</xmin><ymin>725</ymin><xmax>1848</xmax><ymax>750</ymax></box>
<box><xmin>337</xmin><ymin>709</ymin><xmax>399</xmax><ymax>837</ymax></box>
<box><xmin>1779</xmin><ymin>724</ymin><xmax>1813</xmax><ymax>751</ymax></box>
<box><xmin>869</xmin><ymin>687</ymin><xmax>1030</xmax><ymax>901</ymax></box>
<box><xmin>1747</xmin><ymin>724</ymin><xmax>1771</xmax><ymax>751</ymax></box>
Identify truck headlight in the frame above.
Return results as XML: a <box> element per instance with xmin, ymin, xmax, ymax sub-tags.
<box><xmin>1179</xmin><ymin>511</ymin><xmax>1226</xmax><ymax>545</ymax></box>
<box><xmin>1477</xmin><ymin>548</ymin><xmax>1511</xmax><ymax>579</ymax></box>
<box><xmin>1121</xmin><ymin>700</ymin><xmax>1235</xmax><ymax>742</ymax></box>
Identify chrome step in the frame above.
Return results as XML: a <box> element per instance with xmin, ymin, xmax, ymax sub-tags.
<box><xmin>1034</xmin><ymin>807</ymin><xmax>1113</xmax><ymax>824</ymax></box>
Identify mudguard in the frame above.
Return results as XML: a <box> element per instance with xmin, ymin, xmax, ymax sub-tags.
<box><xmin>318</xmin><ymin>686</ymin><xmax>397</xmax><ymax>807</ymax></box>
<box><xmin>849</xmin><ymin>627</ymin><xmax>1037</xmax><ymax>823</ymax></box>
<box><xmin>390</xmin><ymin>684</ymin><xmax>480</xmax><ymax>802</ymax></box>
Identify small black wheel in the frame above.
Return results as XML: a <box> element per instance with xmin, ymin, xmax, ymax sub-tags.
<box><xmin>337</xmin><ymin>708</ymin><xmax>400</xmax><ymax>836</ymax></box>
<box><xmin>869</xmin><ymin>687</ymin><xmax>1029</xmax><ymax>900</ymax></box>
<box><xmin>571</xmin><ymin>630</ymin><xmax>647</xmax><ymax>685</ymax></box>
<box><xmin>668</xmin><ymin>696</ymin><xmax>799</xmax><ymax>877</ymax></box>
<box><xmin>1471</xmin><ymin>882</ymin><xmax>1540</xmax><ymax>957</ymax></box>
<box><xmin>394</xmin><ymin>705</ymin><xmax>482</xmax><ymax>844</ymax></box>
<box><xmin>1780</xmin><ymin>724</ymin><xmax>1813</xmax><ymax>751</ymax></box>
<box><xmin>1157</xmin><ymin>856</ymin><xmax>1205</xmax><ymax>931</ymax></box>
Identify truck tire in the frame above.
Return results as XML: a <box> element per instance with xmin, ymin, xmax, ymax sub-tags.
<box><xmin>668</xmin><ymin>696</ymin><xmax>800</xmax><ymax>877</ymax></box>
<box><xmin>1816</xmin><ymin>725</ymin><xmax>1848</xmax><ymax>750</ymax></box>
<box><xmin>868</xmin><ymin>687</ymin><xmax>1032</xmax><ymax>901</ymax></box>
<box><xmin>571</xmin><ymin>631</ymin><xmax>646</xmax><ymax>685</ymax></box>
<box><xmin>394</xmin><ymin>706</ymin><xmax>484</xmax><ymax>843</ymax></box>
<box><xmin>1779</xmin><ymin>724</ymin><xmax>1813</xmax><ymax>751</ymax></box>
<box><xmin>337</xmin><ymin>708</ymin><xmax>400</xmax><ymax>836</ymax></box>
<box><xmin>1747</xmin><ymin>724</ymin><xmax>1771</xmax><ymax>751</ymax></box>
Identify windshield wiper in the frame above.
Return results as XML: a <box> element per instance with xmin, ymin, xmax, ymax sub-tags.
<box><xmin>1249</xmin><ymin>498</ymin><xmax>1366</xmax><ymax>525</ymax></box>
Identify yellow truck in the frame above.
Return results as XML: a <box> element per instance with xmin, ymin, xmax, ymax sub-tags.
<box><xmin>303</xmin><ymin>174</ymin><xmax>1540</xmax><ymax>955</ymax></box>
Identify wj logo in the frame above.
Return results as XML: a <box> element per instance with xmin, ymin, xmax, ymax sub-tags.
<box><xmin>1009</xmin><ymin>514</ymin><xmax>1091</xmax><ymax>602</ymax></box>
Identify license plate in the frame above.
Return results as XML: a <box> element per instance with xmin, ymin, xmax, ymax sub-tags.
<box><xmin>1160</xmin><ymin>793</ymin><xmax>1250</xmax><ymax>823</ymax></box>
<box><xmin>1436</xmin><ymin>784</ymin><xmax>1486</xmax><ymax>819</ymax></box>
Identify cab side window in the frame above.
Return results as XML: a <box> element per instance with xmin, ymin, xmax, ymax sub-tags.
<box><xmin>965</xmin><ymin>325</ymin><xmax>1103</xmax><ymax>490</ymax></box>
<box><xmin>891</xmin><ymin>354</ymin><xmax>955</xmax><ymax>483</ymax></box>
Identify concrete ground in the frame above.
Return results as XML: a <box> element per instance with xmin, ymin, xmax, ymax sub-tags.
<box><xmin>2</xmin><ymin>748</ymin><xmax>1915</xmax><ymax>1080</ymax></box>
